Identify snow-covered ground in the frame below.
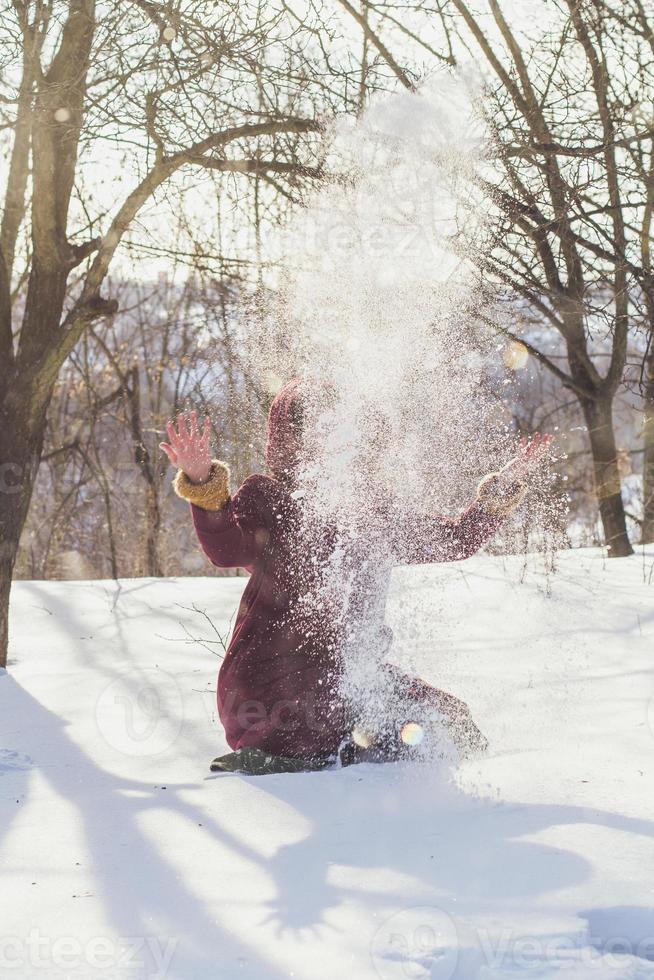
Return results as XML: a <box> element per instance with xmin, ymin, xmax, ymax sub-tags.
<box><xmin>2</xmin><ymin>547</ymin><xmax>654</xmax><ymax>980</ymax></box>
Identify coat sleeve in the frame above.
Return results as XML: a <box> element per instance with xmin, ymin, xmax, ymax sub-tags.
<box><xmin>173</xmin><ymin>462</ymin><xmax>271</xmax><ymax>572</ymax></box>
<box><xmin>391</xmin><ymin>474</ymin><xmax>527</xmax><ymax>565</ymax></box>
<box><xmin>392</xmin><ymin>499</ymin><xmax>504</xmax><ymax>564</ymax></box>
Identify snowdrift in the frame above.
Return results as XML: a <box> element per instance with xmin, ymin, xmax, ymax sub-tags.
<box><xmin>1</xmin><ymin>547</ymin><xmax>654</xmax><ymax>979</ymax></box>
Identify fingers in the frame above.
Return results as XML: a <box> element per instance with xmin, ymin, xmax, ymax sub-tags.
<box><xmin>520</xmin><ymin>431</ymin><xmax>554</xmax><ymax>471</ymax></box>
<box><xmin>166</xmin><ymin>420</ymin><xmax>180</xmax><ymax>447</ymax></box>
<box><xmin>159</xmin><ymin>442</ymin><xmax>178</xmax><ymax>465</ymax></box>
<box><xmin>525</xmin><ymin>432</ymin><xmax>543</xmax><ymax>455</ymax></box>
<box><xmin>189</xmin><ymin>410</ymin><xmax>199</xmax><ymax>440</ymax></box>
<box><xmin>198</xmin><ymin>415</ymin><xmax>212</xmax><ymax>448</ymax></box>
<box><xmin>529</xmin><ymin>432</ymin><xmax>554</xmax><ymax>455</ymax></box>
<box><xmin>527</xmin><ymin>433</ymin><xmax>540</xmax><ymax>456</ymax></box>
<box><xmin>167</xmin><ymin>412</ymin><xmax>208</xmax><ymax>449</ymax></box>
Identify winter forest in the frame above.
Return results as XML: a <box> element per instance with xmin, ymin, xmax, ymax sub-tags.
<box><xmin>2</xmin><ymin>1</ymin><xmax>654</xmax><ymax>979</ymax></box>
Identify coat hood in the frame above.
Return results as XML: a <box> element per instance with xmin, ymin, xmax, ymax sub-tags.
<box><xmin>265</xmin><ymin>378</ymin><xmax>306</xmax><ymax>481</ymax></box>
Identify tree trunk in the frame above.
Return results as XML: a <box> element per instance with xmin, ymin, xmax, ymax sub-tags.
<box><xmin>0</xmin><ymin>398</ymin><xmax>48</xmax><ymax>667</ymax></box>
<box><xmin>142</xmin><ymin>481</ymin><xmax>163</xmax><ymax>577</ymax></box>
<box><xmin>0</xmin><ymin>553</ymin><xmax>12</xmax><ymax>668</ymax></box>
<box><xmin>124</xmin><ymin>365</ymin><xmax>163</xmax><ymax>577</ymax></box>
<box><xmin>642</xmin><ymin>347</ymin><xmax>654</xmax><ymax>544</ymax></box>
<box><xmin>582</xmin><ymin>395</ymin><xmax>633</xmax><ymax>557</ymax></box>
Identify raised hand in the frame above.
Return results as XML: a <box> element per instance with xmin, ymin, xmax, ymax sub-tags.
<box><xmin>159</xmin><ymin>411</ymin><xmax>213</xmax><ymax>484</ymax></box>
<box><xmin>500</xmin><ymin>432</ymin><xmax>554</xmax><ymax>484</ymax></box>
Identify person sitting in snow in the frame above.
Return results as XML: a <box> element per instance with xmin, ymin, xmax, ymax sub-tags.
<box><xmin>160</xmin><ymin>379</ymin><xmax>551</xmax><ymax>774</ymax></box>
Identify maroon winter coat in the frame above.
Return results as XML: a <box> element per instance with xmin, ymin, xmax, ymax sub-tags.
<box><xmin>188</xmin><ymin>380</ymin><xmax>507</xmax><ymax>758</ymax></box>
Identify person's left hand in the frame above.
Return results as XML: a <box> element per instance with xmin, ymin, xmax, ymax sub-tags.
<box><xmin>159</xmin><ymin>411</ymin><xmax>213</xmax><ymax>484</ymax></box>
<box><xmin>500</xmin><ymin>432</ymin><xmax>554</xmax><ymax>484</ymax></box>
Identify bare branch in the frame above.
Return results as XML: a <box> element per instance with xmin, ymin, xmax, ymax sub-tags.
<box><xmin>335</xmin><ymin>0</ymin><xmax>416</xmax><ymax>90</ymax></box>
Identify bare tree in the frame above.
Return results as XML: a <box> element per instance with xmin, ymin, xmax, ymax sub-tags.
<box><xmin>22</xmin><ymin>268</ymin><xmax>269</xmax><ymax>581</ymax></box>
<box><xmin>1</xmin><ymin>0</ymin><xmax>386</xmax><ymax>666</ymax></box>
<box><xmin>439</xmin><ymin>0</ymin><xmax>649</xmax><ymax>556</ymax></box>
<box><xmin>599</xmin><ymin>0</ymin><xmax>654</xmax><ymax>542</ymax></box>
<box><xmin>337</xmin><ymin>0</ymin><xmax>650</xmax><ymax>553</ymax></box>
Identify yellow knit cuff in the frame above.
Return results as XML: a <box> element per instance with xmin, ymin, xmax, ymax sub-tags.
<box><xmin>173</xmin><ymin>459</ymin><xmax>231</xmax><ymax>511</ymax></box>
<box><xmin>476</xmin><ymin>472</ymin><xmax>527</xmax><ymax>517</ymax></box>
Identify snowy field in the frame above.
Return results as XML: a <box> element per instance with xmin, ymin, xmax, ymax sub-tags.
<box><xmin>1</xmin><ymin>547</ymin><xmax>654</xmax><ymax>980</ymax></box>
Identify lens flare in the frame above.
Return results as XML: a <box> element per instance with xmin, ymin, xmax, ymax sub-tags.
<box><xmin>503</xmin><ymin>340</ymin><xmax>529</xmax><ymax>370</ymax></box>
<box><xmin>352</xmin><ymin>725</ymin><xmax>372</xmax><ymax>748</ymax></box>
<box><xmin>400</xmin><ymin>722</ymin><xmax>424</xmax><ymax>746</ymax></box>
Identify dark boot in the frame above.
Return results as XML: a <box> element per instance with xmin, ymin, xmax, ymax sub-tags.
<box><xmin>449</xmin><ymin>711</ymin><xmax>489</xmax><ymax>758</ymax></box>
<box><xmin>210</xmin><ymin>747</ymin><xmax>333</xmax><ymax>775</ymax></box>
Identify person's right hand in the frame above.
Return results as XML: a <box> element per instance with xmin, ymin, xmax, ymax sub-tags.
<box><xmin>159</xmin><ymin>411</ymin><xmax>212</xmax><ymax>484</ymax></box>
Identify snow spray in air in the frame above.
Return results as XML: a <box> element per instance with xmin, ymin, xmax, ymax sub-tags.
<box><xmin>248</xmin><ymin>73</ymin><xmax>560</xmax><ymax>758</ymax></box>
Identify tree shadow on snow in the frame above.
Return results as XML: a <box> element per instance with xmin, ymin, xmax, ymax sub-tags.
<box><xmin>0</xmin><ymin>677</ymin><xmax>288</xmax><ymax>980</ymax></box>
<box><xmin>4</xmin><ymin>670</ymin><xmax>654</xmax><ymax>978</ymax></box>
<box><xmin>8</xmin><ymin>578</ymin><xmax>654</xmax><ymax>976</ymax></box>
<box><xmin>227</xmin><ymin>758</ymin><xmax>654</xmax><ymax>956</ymax></box>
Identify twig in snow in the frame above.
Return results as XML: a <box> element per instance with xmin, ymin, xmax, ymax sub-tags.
<box><xmin>155</xmin><ymin>602</ymin><xmax>236</xmax><ymax>658</ymax></box>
